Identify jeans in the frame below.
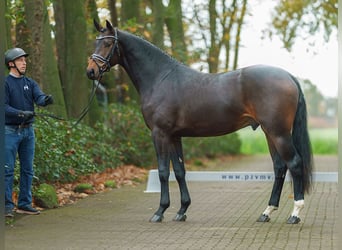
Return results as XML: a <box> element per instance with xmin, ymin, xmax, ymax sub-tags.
<box><xmin>5</xmin><ymin>125</ymin><xmax>35</xmax><ymax>210</ymax></box>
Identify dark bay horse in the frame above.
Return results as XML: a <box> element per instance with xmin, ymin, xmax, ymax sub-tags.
<box><xmin>86</xmin><ymin>20</ymin><xmax>313</xmax><ymax>224</ymax></box>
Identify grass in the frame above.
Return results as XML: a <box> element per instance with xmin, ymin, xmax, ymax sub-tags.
<box><xmin>238</xmin><ymin>127</ymin><xmax>337</xmax><ymax>155</ymax></box>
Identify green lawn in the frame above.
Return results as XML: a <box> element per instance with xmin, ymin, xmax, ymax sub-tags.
<box><xmin>238</xmin><ymin>127</ymin><xmax>337</xmax><ymax>155</ymax></box>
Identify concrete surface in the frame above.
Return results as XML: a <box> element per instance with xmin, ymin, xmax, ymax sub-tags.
<box><xmin>5</xmin><ymin>155</ymin><xmax>338</xmax><ymax>250</ymax></box>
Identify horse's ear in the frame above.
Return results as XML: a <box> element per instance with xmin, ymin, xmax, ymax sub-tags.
<box><xmin>94</xmin><ymin>19</ymin><xmax>101</xmax><ymax>32</ymax></box>
<box><xmin>106</xmin><ymin>20</ymin><xmax>114</xmax><ymax>32</ymax></box>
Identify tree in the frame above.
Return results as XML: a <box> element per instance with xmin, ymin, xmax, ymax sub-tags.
<box><xmin>164</xmin><ymin>0</ymin><xmax>188</xmax><ymax>63</ymax></box>
<box><xmin>301</xmin><ymin>78</ymin><xmax>324</xmax><ymax>116</ymax></box>
<box><xmin>53</xmin><ymin>1</ymin><xmax>90</xmax><ymax>120</ymax></box>
<box><xmin>151</xmin><ymin>0</ymin><xmax>165</xmax><ymax>49</ymax></box>
<box><xmin>23</xmin><ymin>0</ymin><xmax>67</xmax><ymax>117</ymax></box>
<box><xmin>121</xmin><ymin>0</ymin><xmax>140</xmax><ymax>26</ymax></box>
<box><xmin>192</xmin><ymin>0</ymin><xmax>249</xmax><ymax>73</ymax></box>
<box><xmin>107</xmin><ymin>0</ymin><xmax>118</xmax><ymax>27</ymax></box>
<box><xmin>119</xmin><ymin>0</ymin><xmax>142</xmax><ymax>102</ymax></box>
<box><xmin>4</xmin><ymin>0</ymin><xmax>11</xmax><ymax>49</ymax></box>
<box><xmin>265</xmin><ymin>0</ymin><xmax>338</xmax><ymax>51</ymax></box>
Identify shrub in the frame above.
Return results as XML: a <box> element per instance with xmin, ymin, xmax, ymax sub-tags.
<box><xmin>104</xmin><ymin>180</ymin><xmax>117</xmax><ymax>188</ymax></box>
<box><xmin>183</xmin><ymin>133</ymin><xmax>241</xmax><ymax>159</ymax></box>
<box><xmin>34</xmin><ymin>117</ymin><xmax>121</xmax><ymax>183</ymax></box>
<box><xmin>74</xmin><ymin>183</ymin><xmax>93</xmax><ymax>193</ymax></box>
<box><xmin>34</xmin><ymin>120</ymin><xmax>97</xmax><ymax>183</ymax></box>
<box><xmin>94</xmin><ymin>103</ymin><xmax>155</xmax><ymax>166</ymax></box>
<box><xmin>34</xmin><ymin>183</ymin><xmax>58</xmax><ymax>208</ymax></box>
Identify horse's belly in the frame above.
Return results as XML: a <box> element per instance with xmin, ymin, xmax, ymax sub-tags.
<box><xmin>174</xmin><ymin>116</ymin><xmax>252</xmax><ymax>137</ymax></box>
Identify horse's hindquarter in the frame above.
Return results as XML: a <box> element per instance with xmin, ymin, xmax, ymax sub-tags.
<box><xmin>239</xmin><ymin>65</ymin><xmax>299</xmax><ymax>133</ymax></box>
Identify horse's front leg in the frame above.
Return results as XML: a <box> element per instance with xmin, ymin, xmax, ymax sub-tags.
<box><xmin>170</xmin><ymin>137</ymin><xmax>191</xmax><ymax>221</ymax></box>
<box><xmin>149</xmin><ymin>129</ymin><xmax>171</xmax><ymax>223</ymax></box>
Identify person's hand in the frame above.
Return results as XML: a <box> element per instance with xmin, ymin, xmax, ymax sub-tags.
<box><xmin>45</xmin><ymin>95</ymin><xmax>54</xmax><ymax>105</ymax></box>
<box><xmin>18</xmin><ymin>111</ymin><xmax>35</xmax><ymax>120</ymax></box>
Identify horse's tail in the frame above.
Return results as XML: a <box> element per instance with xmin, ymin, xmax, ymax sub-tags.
<box><xmin>291</xmin><ymin>75</ymin><xmax>313</xmax><ymax>194</ymax></box>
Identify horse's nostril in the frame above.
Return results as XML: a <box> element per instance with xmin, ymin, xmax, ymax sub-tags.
<box><xmin>87</xmin><ymin>69</ymin><xmax>95</xmax><ymax>79</ymax></box>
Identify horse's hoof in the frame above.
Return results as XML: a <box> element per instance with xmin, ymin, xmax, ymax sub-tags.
<box><xmin>173</xmin><ymin>213</ymin><xmax>187</xmax><ymax>222</ymax></box>
<box><xmin>256</xmin><ymin>214</ymin><xmax>270</xmax><ymax>222</ymax></box>
<box><xmin>287</xmin><ymin>216</ymin><xmax>301</xmax><ymax>224</ymax></box>
<box><xmin>149</xmin><ymin>214</ymin><xmax>164</xmax><ymax>223</ymax></box>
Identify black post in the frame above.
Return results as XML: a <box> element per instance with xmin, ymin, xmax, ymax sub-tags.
<box><xmin>0</xmin><ymin>0</ymin><xmax>6</xmax><ymax>248</ymax></box>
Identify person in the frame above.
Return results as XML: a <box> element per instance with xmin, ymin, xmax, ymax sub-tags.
<box><xmin>4</xmin><ymin>48</ymin><xmax>54</xmax><ymax>217</ymax></box>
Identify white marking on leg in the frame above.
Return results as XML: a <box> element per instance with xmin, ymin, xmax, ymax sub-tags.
<box><xmin>262</xmin><ymin>205</ymin><xmax>278</xmax><ymax>216</ymax></box>
<box><xmin>291</xmin><ymin>199</ymin><xmax>304</xmax><ymax>217</ymax></box>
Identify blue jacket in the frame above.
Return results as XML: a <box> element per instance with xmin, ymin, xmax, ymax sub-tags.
<box><xmin>5</xmin><ymin>74</ymin><xmax>48</xmax><ymax>125</ymax></box>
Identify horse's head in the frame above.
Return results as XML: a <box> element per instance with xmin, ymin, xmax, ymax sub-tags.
<box><xmin>86</xmin><ymin>19</ymin><xmax>121</xmax><ymax>80</ymax></box>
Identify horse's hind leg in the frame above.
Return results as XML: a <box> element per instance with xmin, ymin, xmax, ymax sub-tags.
<box><xmin>257</xmin><ymin>136</ymin><xmax>287</xmax><ymax>222</ymax></box>
<box><xmin>170</xmin><ymin>137</ymin><xmax>191</xmax><ymax>221</ymax></box>
<box><xmin>269</xmin><ymin>134</ymin><xmax>305</xmax><ymax>224</ymax></box>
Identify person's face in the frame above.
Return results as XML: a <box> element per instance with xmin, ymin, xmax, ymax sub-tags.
<box><xmin>9</xmin><ymin>56</ymin><xmax>27</xmax><ymax>75</ymax></box>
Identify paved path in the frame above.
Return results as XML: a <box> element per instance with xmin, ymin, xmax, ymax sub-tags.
<box><xmin>5</xmin><ymin>155</ymin><xmax>338</xmax><ymax>250</ymax></box>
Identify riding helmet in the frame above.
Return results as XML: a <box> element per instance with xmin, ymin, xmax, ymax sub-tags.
<box><xmin>5</xmin><ymin>48</ymin><xmax>29</xmax><ymax>67</ymax></box>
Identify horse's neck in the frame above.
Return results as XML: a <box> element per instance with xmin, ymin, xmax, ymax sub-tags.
<box><xmin>119</xmin><ymin>32</ymin><xmax>180</xmax><ymax>94</ymax></box>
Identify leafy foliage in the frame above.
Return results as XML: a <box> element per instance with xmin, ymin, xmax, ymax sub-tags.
<box><xmin>94</xmin><ymin>103</ymin><xmax>155</xmax><ymax>167</ymax></box>
<box><xmin>265</xmin><ymin>0</ymin><xmax>337</xmax><ymax>51</ymax></box>
<box><xmin>33</xmin><ymin>116</ymin><xmax>121</xmax><ymax>183</ymax></box>
<box><xmin>183</xmin><ymin>134</ymin><xmax>241</xmax><ymax>159</ymax></box>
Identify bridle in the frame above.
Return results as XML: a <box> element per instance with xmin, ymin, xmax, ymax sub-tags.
<box><xmin>89</xmin><ymin>28</ymin><xmax>120</xmax><ymax>77</ymax></box>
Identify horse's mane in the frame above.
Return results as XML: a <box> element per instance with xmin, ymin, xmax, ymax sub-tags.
<box><xmin>119</xmin><ymin>30</ymin><xmax>183</xmax><ymax>65</ymax></box>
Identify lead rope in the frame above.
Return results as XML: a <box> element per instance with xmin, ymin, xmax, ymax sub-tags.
<box><xmin>33</xmin><ymin>78</ymin><xmax>101</xmax><ymax>129</ymax></box>
<box><xmin>72</xmin><ymin>78</ymin><xmax>101</xmax><ymax>128</ymax></box>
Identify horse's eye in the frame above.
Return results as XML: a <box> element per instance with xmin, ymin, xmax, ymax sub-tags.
<box><xmin>104</xmin><ymin>41</ymin><xmax>111</xmax><ymax>48</ymax></box>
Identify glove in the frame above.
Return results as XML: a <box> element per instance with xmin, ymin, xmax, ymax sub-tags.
<box><xmin>45</xmin><ymin>95</ymin><xmax>54</xmax><ymax>105</ymax></box>
<box><xmin>18</xmin><ymin>111</ymin><xmax>35</xmax><ymax>120</ymax></box>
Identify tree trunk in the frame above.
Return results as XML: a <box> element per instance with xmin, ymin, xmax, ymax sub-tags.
<box><xmin>208</xmin><ymin>0</ymin><xmax>219</xmax><ymax>73</ymax></box>
<box><xmin>54</xmin><ymin>1</ymin><xmax>89</xmax><ymax>120</ymax></box>
<box><xmin>4</xmin><ymin>0</ymin><xmax>11</xmax><ymax>51</ymax></box>
<box><xmin>120</xmin><ymin>0</ymin><xmax>141</xmax><ymax>102</ymax></box>
<box><xmin>121</xmin><ymin>0</ymin><xmax>140</xmax><ymax>25</ymax></box>
<box><xmin>223</xmin><ymin>0</ymin><xmax>238</xmax><ymax>72</ymax></box>
<box><xmin>151</xmin><ymin>0</ymin><xmax>165</xmax><ymax>49</ymax></box>
<box><xmin>107</xmin><ymin>0</ymin><xmax>118</xmax><ymax>27</ymax></box>
<box><xmin>23</xmin><ymin>0</ymin><xmax>43</xmax><ymax>84</ymax></box>
<box><xmin>165</xmin><ymin>0</ymin><xmax>187</xmax><ymax>63</ymax></box>
<box><xmin>23</xmin><ymin>0</ymin><xmax>67</xmax><ymax>117</ymax></box>
<box><xmin>233</xmin><ymin>0</ymin><xmax>247</xmax><ymax>70</ymax></box>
